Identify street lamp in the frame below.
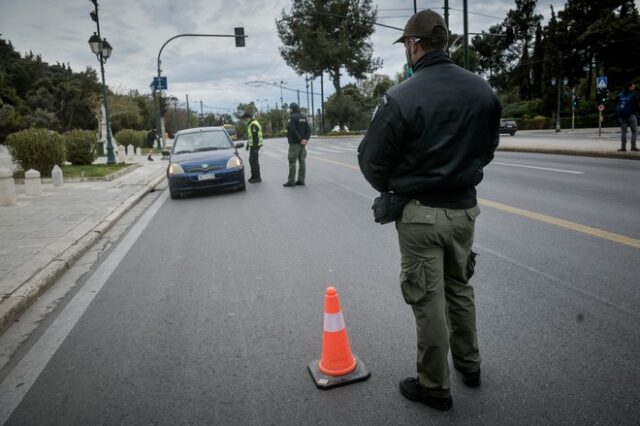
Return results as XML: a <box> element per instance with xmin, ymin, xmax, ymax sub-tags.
<box><xmin>551</xmin><ymin>77</ymin><xmax>568</xmax><ymax>133</ymax></box>
<box><xmin>275</xmin><ymin>81</ymin><xmax>287</xmax><ymax>108</ymax></box>
<box><xmin>88</xmin><ymin>0</ymin><xmax>115</xmax><ymax>164</ymax></box>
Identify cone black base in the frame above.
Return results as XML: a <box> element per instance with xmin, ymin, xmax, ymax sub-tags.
<box><xmin>308</xmin><ymin>354</ymin><xmax>371</xmax><ymax>390</ymax></box>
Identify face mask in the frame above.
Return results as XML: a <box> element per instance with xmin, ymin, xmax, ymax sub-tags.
<box><xmin>405</xmin><ymin>46</ymin><xmax>414</xmax><ymax>77</ymax></box>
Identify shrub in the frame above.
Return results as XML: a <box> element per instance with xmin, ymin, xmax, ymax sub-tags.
<box><xmin>6</xmin><ymin>128</ymin><xmax>65</xmax><ymax>176</ymax></box>
<box><xmin>114</xmin><ymin>129</ymin><xmax>146</xmax><ymax>149</ymax></box>
<box><xmin>64</xmin><ymin>129</ymin><xmax>97</xmax><ymax>165</ymax></box>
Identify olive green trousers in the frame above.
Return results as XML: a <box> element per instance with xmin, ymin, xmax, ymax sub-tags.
<box><xmin>396</xmin><ymin>201</ymin><xmax>481</xmax><ymax>398</ymax></box>
<box><xmin>287</xmin><ymin>143</ymin><xmax>306</xmax><ymax>184</ymax></box>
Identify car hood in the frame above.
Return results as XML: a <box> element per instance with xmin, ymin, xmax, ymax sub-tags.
<box><xmin>170</xmin><ymin>149</ymin><xmax>236</xmax><ymax>166</ymax></box>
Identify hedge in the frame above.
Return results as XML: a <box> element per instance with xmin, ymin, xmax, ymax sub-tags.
<box><xmin>6</xmin><ymin>128</ymin><xmax>65</xmax><ymax>176</ymax></box>
<box><xmin>64</xmin><ymin>129</ymin><xmax>96</xmax><ymax>165</ymax></box>
<box><xmin>114</xmin><ymin>129</ymin><xmax>146</xmax><ymax>149</ymax></box>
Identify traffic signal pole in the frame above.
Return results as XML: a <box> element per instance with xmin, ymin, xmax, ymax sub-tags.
<box><xmin>155</xmin><ymin>31</ymin><xmax>247</xmax><ymax>146</ymax></box>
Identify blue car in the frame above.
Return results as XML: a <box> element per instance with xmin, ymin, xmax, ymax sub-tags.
<box><xmin>167</xmin><ymin>127</ymin><xmax>245</xmax><ymax>199</ymax></box>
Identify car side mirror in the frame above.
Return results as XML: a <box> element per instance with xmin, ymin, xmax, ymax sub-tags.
<box><xmin>235</xmin><ymin>142</ymin><xmax>244</xmax><ymax>149</ymax></box>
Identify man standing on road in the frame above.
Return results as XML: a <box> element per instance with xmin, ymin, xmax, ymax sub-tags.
<box><xmin>615</xmin><ymin>82</ymin><xmax>638</xmax><ymax>152</ymax></box>
<box><xmin>283</xmin><ymin>103</ymin><xmax>311</xmax><ymax>187</ymax></box>
<box><xmin>242</xmin><ymin>112</ymin><xmax>263</xmax><ymax>183</ymax></box>
<box><xmin>358</xmin><ymin>10</ymin><xmax>501</xmax><ymax>411</ymax></box>
<box><xmin>146</xmin><ymin>127</ymin><xmax>157</xmax><ymax>161</ymax></box>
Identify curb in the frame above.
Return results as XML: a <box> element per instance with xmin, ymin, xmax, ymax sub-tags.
<box><xmin>0</xmin><ymin>171</ymin><xmax>166</xmax><ymax>336</ymax></box>
<box><xmin>496</xmin><ymin>146</ymin><xmax>640</xmax><ymax>160</ymax></box>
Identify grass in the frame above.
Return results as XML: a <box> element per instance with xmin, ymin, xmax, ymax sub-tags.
<box><xmin>13</xmin><ymin>163</ymin><xmax>133</xmax><ymax>179</ymax></box>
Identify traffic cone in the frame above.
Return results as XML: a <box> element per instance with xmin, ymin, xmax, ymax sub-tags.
<box><xmin>308</xmin><ymin>287</ymin><xmax>370</xmax><ymax>390</ymax></box>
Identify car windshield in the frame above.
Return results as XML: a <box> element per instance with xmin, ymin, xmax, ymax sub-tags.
<box><xmin>173</xmin><ymin>130</ymin><xmax>233</xmax><ymax>154</ymax></box>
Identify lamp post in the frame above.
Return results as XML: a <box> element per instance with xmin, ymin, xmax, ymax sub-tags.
<box><xmin>551</xmin><ymin>77</ymin><xmax>567</xmax><ymax>132</ymax></box>
<box><xmin>88</xmin><ymin>0</ymin><xmax>115</xmax><ymax>164</ymax></box>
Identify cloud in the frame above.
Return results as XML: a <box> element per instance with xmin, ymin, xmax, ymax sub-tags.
<box><xmin>0</xmin><ymin>0</ymin><xmax>566</xmax><ymax>113</ymax></box>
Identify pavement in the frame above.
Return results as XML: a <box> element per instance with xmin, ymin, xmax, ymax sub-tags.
<box><xmin>0</xmin><ymin>126</ymin><xmax>638</xmax><ymax>336</ymax></box>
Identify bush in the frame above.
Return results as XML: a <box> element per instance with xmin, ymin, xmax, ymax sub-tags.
<box><xmin>64</xmin><ymin>129</ymin><xmax>97</xmax><ymax>165</ymax></box>
<box><xmin>6</xmin><ymin>128</ymin><xmax>65</xmax><ymax>176</ymax></box>
<box><xmin>114</xmin><ymin>129</ymin><xmax>146</xmax><ymax>149</ymax></box>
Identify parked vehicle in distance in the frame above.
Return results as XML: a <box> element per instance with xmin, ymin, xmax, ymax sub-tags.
<box><xmin>166</xmin><ymin>127</ymin><xmax>245</xmax><ymax>199</ymax></box>
<box><xmin>499</xmin><ymin>119</ymin><xmax>518</xmax><ymax>136</ymax></box>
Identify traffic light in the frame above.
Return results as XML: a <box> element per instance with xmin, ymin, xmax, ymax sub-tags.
<box><xmin>234</xmin><ymin>27</ymin><xmax>245</xmax><ymax>48</ymax></box>
<box><xmin>160</xmin><ymin>96</ymin><xmax>168</xmax><ymax>115</ymax></box>
<box><xmin>596</xmin><ymin>88</ymin><xmax>609</xmax><ymax>105</ymax></box>
<box><xmin>572</xmin><ymin>95</ymin><xmax>580</xmax><ymax>108</ymax></box>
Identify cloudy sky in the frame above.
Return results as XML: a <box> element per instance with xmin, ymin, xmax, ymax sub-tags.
<box><xmin>0</xmin><ymin>0</ymin><xmax>596</xmax><ymax>115</ymax></box>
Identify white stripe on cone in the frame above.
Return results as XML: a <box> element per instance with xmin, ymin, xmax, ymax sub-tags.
<box><xmin>324</xmin><ymin>312</ymin><xmax>346</xmax><ymax>333</ymax></box>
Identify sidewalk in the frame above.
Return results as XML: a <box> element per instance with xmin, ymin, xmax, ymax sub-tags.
<box><xmin>0</xmin><ymin>153</ymin><xmax>167</xmax><ymax>334</ymax></box>
<box><xmin>0</xmin><ymin>128</ymin><xmax>638</xmax><ymax>336</ymax></box>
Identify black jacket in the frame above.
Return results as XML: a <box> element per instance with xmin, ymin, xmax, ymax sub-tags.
<box><xmin>358</xmin><ymin>51</ymin><xmax>501</xmax><ymax>209</ymax></box>
<box><xmin>287</xmin><ymin>107</ymin><xmax>311</xmax><ymax>144</ymax></box>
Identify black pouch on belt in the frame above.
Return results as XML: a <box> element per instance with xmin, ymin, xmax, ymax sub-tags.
<box><xmin>372</xmin><ymin>192</ymin><xmax>410</xmax><ymax>224</ymax></box>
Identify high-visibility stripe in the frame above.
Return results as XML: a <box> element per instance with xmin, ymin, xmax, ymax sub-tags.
<box><xmin>324</xmin><ymin>312</ymin><xmax>345</xmax><ymax>332</ymax></box>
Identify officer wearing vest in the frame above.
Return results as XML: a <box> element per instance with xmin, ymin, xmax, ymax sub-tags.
<box><xmin>358</xmin><ymin>10</ymin><xmax>501</xmax><ymax>411</ymax></box>
<box><xmin>242</xmin><ymin>113</ymin><xmax>263</xmax><ymax>183</ymax></box>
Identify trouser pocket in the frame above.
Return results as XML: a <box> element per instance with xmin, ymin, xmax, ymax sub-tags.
<box><xmin>400</xmin><ymin>261</ymin><xmax>429</xmax><ymax>305</ymax></box>
<box><xmin>466</xmin><ymin>250</ymin><xmax>477</xmax><ymax>281</ymax></box>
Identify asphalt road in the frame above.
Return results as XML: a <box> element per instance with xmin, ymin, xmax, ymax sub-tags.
<box><xmin>2</xmin><ymin>136</ymin><xmax>639</xmax><ymax>425</ymax></box>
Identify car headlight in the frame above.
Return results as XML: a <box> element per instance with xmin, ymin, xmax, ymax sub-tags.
<box><xmin>168</xmin><ymin>163</ymin><xmax>185</xmax><ymax>176</ymax></box>
<box><xmin>226</xmin><ymin>156</ymin><xmax>242</xmax><ymax>169</ymax></box>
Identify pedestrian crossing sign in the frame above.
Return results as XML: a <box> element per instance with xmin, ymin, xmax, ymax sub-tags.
<box><xmin>596</xmin><ymin>77</ymin><xmax>607</xmax><ymax>89</ymax></box>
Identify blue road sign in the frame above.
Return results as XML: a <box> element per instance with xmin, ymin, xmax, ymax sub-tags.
<box><xmin>596</xmin><ymin>76</ymin><xmax>607</xmax><ymax>89</ymax></box>
<box><xmin>151</xmin><ymin>76</ymin><xmax>167</xmax><ymax>91</ymax></box>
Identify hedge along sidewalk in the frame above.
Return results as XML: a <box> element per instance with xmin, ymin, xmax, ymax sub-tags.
<box><xmin>0</xmin><ymin>159</ymin><xmax>167</xmax><ymax>336</ymax></box>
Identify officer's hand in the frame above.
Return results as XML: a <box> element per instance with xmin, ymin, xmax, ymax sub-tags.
<box><xmin>301</xmin><ymin>139</ymin><xmax>308</xmax><ymax>145</ymax></box>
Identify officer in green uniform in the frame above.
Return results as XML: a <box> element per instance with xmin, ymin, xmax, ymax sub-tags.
<box><xmin>242</xmin><ymin>113</ymin><xmax>263</xmax><ymax>183</ymax></box>
<box><xmin>358</xmin><ymin>10</ymin><xmax>501</xmax><ymax>411</ymax></box>
<box><xmin>283</xmin><ymin>103</ymin><xmax>311</xmax><ymax>187</ymax></box>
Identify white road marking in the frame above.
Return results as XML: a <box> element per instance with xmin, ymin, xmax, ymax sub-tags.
<box><xmin>0</xmin><ymin>191</ymin><xmax>169</xmax><ymax>424</ymax></box>
<box><xmin>492</xmin><ymin>162</ymin><xmax>583</xmax><ymax>174</ymax></box>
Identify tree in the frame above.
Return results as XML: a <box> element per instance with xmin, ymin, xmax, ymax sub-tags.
<box><xmin>276</xmin><ymin>0</ymin><xmax>381</xmax><ymax>98</ymax></box>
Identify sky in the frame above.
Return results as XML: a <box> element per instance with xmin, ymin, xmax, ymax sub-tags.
<box><xmin>0</xmin><ymin>0</ymin><xmax>611</xmax><ymax>116</ymax></box>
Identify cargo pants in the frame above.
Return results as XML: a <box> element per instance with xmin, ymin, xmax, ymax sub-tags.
<box><xmin>396</xmin><ymin>200</ymin><xmax>481</xmax><ymax>398</ymax></box>
<box><xmin>287</xmin><ymin>143</ymin><xmax>306</xmax><ymax>184</ymax></box>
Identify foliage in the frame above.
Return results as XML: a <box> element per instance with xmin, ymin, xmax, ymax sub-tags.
<box><xmin>502</xmin><ymin>99</ymin><xmax>545</xmax><ymax>118</ymax></box>
<box><xmin>277</xmin><ymin>0</ymin><xmax>381</xmax><ymax>97</ymax></box>
<box><xmin>114</xmin><ymin>129</ymin><xmax>146</xmax><ymax>149</ymax></box>
<box><xmin>60</xmin><ymin>163</ymin><xmax>132</xmax><ymax>178</ymax></box>
<box><xmin>64</xmin><ymin>129</ymin><xmax>96</xmax><ymax>165</ymax></box>
<box><xmin>6</xmin><ymin>128</ymin><xmax>65</xmax><ymax>175</ymax></box>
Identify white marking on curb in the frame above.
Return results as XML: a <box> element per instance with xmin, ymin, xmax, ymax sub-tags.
<box><xmin>0</xmin><ymin>191</ymin><xmax>169</xmax><ymax>424</ymax></box>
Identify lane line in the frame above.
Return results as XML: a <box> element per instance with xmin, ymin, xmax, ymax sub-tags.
<box><xmin>492</xmin><ymin>162</ymin><xmax>583</xmax><ymax>174</ymax></box>
<box><xmin>308</xmin><ymin>155</ymin><xmax>640</xmax><ymax>249</ymax></box>
<box><xmin>478</xmin><ymin>199</ymin><xmax>640</xmax><ymax>249</ymax></box>
<box><xmin>0</xmin><ymin>191</ymin><xmax>169</xmax><ymax>424</ymax></box>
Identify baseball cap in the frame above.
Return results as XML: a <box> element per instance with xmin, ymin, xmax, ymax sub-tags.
<box><xmin>393</xmin><ymin>10</ymin><xmax>448</xmax><ymax>44</ymax></box>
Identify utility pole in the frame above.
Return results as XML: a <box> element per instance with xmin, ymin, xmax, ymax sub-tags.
<box><xmin>310</xmin><ymin>78</ymin><xmax>315</xmax><ymax>135</ymax></box>
<box><xmin>186</xmin><ymin>94</ymin><xmax>191</xmax><ymax>128</ymax></box>
<box><xmin>297</xmin><ymin>89</ymin><xmax>300</xmax><ymax>106</ymax></box>
<box><xmin>199</xmin><ymin>100</ymin><xmax>204</xmax><ymax>125</ymax></box>
<box><xmin>444</xmin><ymin>0</ymin><xmax>449</xmax><ymax>29</ymax></box>
<box><xmin>463</xmin><ymin>0</ymin><xmax>469</xmax><ymax>70</ymax></box>
<box><xmin>413</xmin><ymin>0</ymin><xmax>417</xmax><ymax>13</ymax></box>
<box><xmin>320</xmin><ymin>73</ymin><xmax>325</xmax><ymax>134</ymax></box>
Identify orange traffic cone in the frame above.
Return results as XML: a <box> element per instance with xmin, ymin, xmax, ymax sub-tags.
<box><xmin>308</xmin><ymin>287</ymin><xmax>370</xmax><ymax>389</ymax></box>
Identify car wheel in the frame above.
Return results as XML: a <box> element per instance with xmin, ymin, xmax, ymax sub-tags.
<box><xmin>169</xmin><ymin>186</ymin><xmax>178</xmax><ymax>199</ymax></box>
<box><xmin>510</xmin><ymin>132</ymin><xmax>515</xmax><ymax>136</ymax></box>
<box><xmin>238</xmin><ymin>183</ymin><xmax>246</xmax><ymax>192</ymax></box>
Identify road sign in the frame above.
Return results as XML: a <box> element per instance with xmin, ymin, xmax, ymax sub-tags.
<box><xmin>598</xmin><ymin>104</ymin><xmax>605</xmax><ymax>111</ymax></box>
<box><xmin>596</xmin><ymin>76</ymin><xmax>607</xmax><ymax>89</ymax></box>
<box><xmin>151</xmin><ymin>76</ymin><xmax>167</xmax><ymax>91</ymax></box>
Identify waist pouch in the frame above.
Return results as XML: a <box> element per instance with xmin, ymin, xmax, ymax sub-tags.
<box><xmin>372</xmin><ymin>192</ymin><xmax>410</xmax><ymax>224</ymax></box>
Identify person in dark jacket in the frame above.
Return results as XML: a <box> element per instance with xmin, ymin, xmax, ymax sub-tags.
<box><xmin>614</xmin><ymin>82</ymin><xmax>638</xmax><ymax>152</ymax></box>
<box><xmin>358</xmin><ymin>9</ymin><xmax>501</xmax><ymax>411</ymax></box>
<box><xmin>283</xmin><ymin>103</ymin><xmax>311</xmax><ymax>187</ymax></box>
<box><xmin>146</xmin><ymin>127</ymin><xmax>157</xmax><ymax>161</ymax></box>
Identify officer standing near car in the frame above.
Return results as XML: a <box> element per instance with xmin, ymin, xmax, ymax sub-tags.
<box><xmin>283</xmin><ymin>103</ymin><xmax>311</xmax><ymax>187</ymax></box>
<box><xmin>242</xmin><ymin>112</ymin><xmax>263</xmax><ymax>183</ymax></box>
<box><xmin>358</xmin><ymin>10</ymin><xmax>501</xmax><ymax>411</ymax></box>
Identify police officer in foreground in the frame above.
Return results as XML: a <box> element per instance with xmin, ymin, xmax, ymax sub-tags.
<box><xmin>358</xmin><ymin>10</ymin><xmax>501</xmax><ymax>411</ymax></box>
<box><xmin>283</xmin><ymin>103</ymin><xmax>311</xmax><ymax>187</ymax></box>
<box><xmin>242</xmin><ymin>112</ymin><xmax>263</xmax><ymax>183</ymax></box>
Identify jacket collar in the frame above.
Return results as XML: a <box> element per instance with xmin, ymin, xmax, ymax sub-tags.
<box><xmin>413</xmin><ymin>51</ymin><xmax>453</xmax><ymax>73</ymax></box>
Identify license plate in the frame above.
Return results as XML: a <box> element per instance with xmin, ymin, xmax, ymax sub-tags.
<box><xmin>197</xmin><ymin>173</ymin><xmax>216</xmax><ymax>181</ymax></box>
